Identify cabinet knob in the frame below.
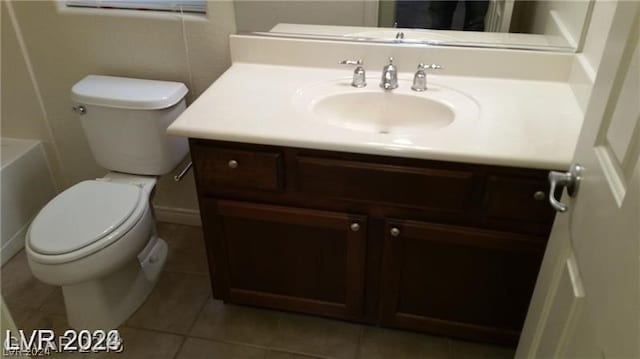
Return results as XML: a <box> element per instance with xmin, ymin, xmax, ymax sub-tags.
<box><xmin>533</xmin><ymin>191</ymin><xmax>545</xmax><ymax>201</ymax></box>
<box><xmin>228</xmin><ymin>160</ymin><xmax>238</xmax><ymax>169</ymax></box>
<box><xmin>350</xmin><ymin>223</ymin><xmax>360</xmax><ymax>232</ymax></box>
<box><xmin>390</xmin><ymin>227</ymin><xmax>400</xmax><ymax>237</ymax></box>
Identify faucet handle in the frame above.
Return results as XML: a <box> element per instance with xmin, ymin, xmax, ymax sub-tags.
<box><xmin>412</xmin><ymin>63</ymin><xmax>443</xmax><ymax>92</ymax></box>
<box><xmin>339</xmin><ymin>59</ymin><xmax>363</xmax><ymax>66</ymax></box>
<box><xmin>339</xmin><ymin>59</ymin><xmax>366</xmax><ymax>88</ymax></box>
<box><xmin>422</xmin><ymin>63</ymin><xmax>443</xmax><ymax>70</ymax></box>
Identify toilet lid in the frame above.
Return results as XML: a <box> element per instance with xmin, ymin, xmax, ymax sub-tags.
<box><xmin>29</xmin><ymin>180</ymin><xmax>142</xmax><ymax>255</ymax></box>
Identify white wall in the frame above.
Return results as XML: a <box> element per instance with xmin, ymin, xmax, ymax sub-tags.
<box><xmin>1</xmin><ymin>2</ymin><xmax>65</xmax><ymax>189</ymax></box>
<box><xmin>2</xmin><ymin>0</ymin><xmax>237</xmax><ymax>220</ymax></box>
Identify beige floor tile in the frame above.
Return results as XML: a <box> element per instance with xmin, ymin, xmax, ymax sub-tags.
<box><xmin>1</xmin><ymin>250</ymin><xmax>56</xmax><ymax>310</ymax></box>
<box><xmin>358</xmin><ymin>327</ymin><xmax>451</xmax><ymax>359</ymax></box>
<box><xmin>175</xmin><ymin>337</ymin><xmax>266</xmax><ymax>359</ymax></box>
<box><xmin>5</xmin><ymin>302</ymin><xmax>34</xmax><ymax>330</ymax></box>
<box><xmin>158</xmin><ymin>222</ymin><xmax>209</xmax><ymax>275</ymax></box>
<box><xmin>39</xmin><ymin>287</ymin><xmax>67</xmax><ymax>316</ymax></box>
<box><xmin>126</xmin><ymin>271</ymin><xmax>210</xmax><ymax>334</ymax></box>
<box><xmin>50</xmin><ymin>350</ymin><xmax>90</xmax><ymax>358</ymax></box>
<box><xmin>450</xmin><ymin>340</ymin><xmax>515</xmax><ymax>359</ymax></box>
<box><xmin>190</xmin><ymin>298</ymin><xmax>280</xmax><ymax>346</ymax></box>
<box><xmin>272</xmin><ymin>313</ymin><xmax>361</xmax><ymax>359</ymax></box>
<box><xmin>6</xmin><ymin>308</ymin><xmax>75</xmax><ymax>358</ymax></box>
<box><xmin>84</xmin><ymin>327</ymin><xmax>185</xmax><ymax>359</ymax></box>
<box><xmin>9</xmin><ymin>309</ymin><xmax>71</xmax><ymax>334</ymax></box>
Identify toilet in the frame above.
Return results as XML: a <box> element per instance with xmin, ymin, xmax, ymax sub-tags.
<box><xmin>25</xmin><ymin>75</ymin><xmax>189</xmax><ymax>330</ymax></box>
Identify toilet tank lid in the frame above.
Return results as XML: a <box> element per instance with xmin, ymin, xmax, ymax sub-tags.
<box><xmin>71</xmin><ymin>75</ymin><xmax>188</xmax><ymax>110</ymax></box>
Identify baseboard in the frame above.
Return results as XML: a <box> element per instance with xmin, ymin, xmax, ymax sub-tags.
<box><xmin>153</xmin><ymin>205</ymin><xmax>202</xmax><ymax>227</ymax></box>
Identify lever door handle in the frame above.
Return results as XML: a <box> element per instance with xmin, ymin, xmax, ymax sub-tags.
<box><xmin>548</xmin><ymin>164</ymin><xmax>583</xmax><ymax>212</ymax></box>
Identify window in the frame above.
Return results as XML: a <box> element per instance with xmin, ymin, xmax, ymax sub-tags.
<box><xmin>66</xmin><ymin>0</ymin><xmax>206</xmax><ymax>14</ymax></box>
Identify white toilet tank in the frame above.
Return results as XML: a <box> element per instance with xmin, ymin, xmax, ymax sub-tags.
<box><xmin>71</xmin><ymin>75</ymin><xmax>189</xmax><ymax>175</ymax></box>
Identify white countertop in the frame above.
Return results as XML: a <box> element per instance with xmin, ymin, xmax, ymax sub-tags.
<box><xmin>168</xmin><ymin>62</ymin><xmax>583</xmax><ymax>170</ymax></box>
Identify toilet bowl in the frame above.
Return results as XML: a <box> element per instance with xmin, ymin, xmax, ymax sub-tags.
<box><xmin>25</xmin><ymin>75</ymin><xmax>189</xmax><ymax>330</ymax></box>
<box><xmin>26</xmin><ymin>175</ymin><xmax>167</xmax><ymax>330</ymax></box>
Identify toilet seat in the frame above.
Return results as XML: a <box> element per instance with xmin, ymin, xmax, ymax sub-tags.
<box><xmin>28</xmin><ymin>180</ymin><xmax>147</xmax><ymax>264</ymax></box>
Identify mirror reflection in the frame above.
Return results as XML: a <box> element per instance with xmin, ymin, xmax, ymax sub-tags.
<box><xmin>394</xmin><ymin>1</ymin><xmax>490</xmax><ymax>31</ymax></box>
<box><xmin>234</xmin><ymin>1</ymin><xmax>593</xmax><ymax>51</ymax></box>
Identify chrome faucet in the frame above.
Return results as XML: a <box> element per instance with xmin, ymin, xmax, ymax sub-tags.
<box><xmin>411</xmin><ymin>63</ymin><xmax>443</xmax><ymax>92</ymax></box>
<box><xmin>339</xmin><ymin>59</ymin><xmax>366</xmax><ymax>88</ymax></box>
<box><xmin>380</xmin><ymin>57</ymin><xmax>398</xmax><ymax>90</ymax></box>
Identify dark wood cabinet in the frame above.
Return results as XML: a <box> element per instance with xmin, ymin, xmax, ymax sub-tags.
<box><xmin>190</xmin><ymin>139</ymin><xmax>556</xmax><ymax>345</ymax></box>
<box><xmin>296</xmin><ymin>156</ymin><xmax>476</xmax><ymax>213</ymax></box>
<box><xmin>192</xmin><ymin>145</ymin><xmax>284</xmax><ymax>193</ymax></box>
<box><xmin>202</xmin><ymin>199</ymin><xmax>367</xmax><ymax>320</ymax></box>
<box><xmin>380</xmin><ymin>220</ymin><xmax>545</xmax><ymax>344</ymax></box>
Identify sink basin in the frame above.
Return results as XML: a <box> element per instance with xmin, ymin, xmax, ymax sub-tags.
<box><xmin>313</xmin><ymin>92</ymin><xmax>454</xmax><ymax>134</ymax></box>
<box><xmin>293</xmin><ymin>78</ymin><xmax>480</xmax><ymax>136</ymax></box>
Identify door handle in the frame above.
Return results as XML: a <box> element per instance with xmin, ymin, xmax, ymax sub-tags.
<box><xmin>548</xmin><ymin>164</ymin><xmax>583</xmax><ymax>213</ymax></box>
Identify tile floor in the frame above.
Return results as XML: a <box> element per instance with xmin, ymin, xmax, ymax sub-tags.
<box><xmin>1</xmin><ymin>222</ymin><xmax>515</xmax><ymax>359</ymax></box>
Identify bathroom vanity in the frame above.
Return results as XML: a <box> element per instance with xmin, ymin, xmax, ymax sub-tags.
<box><xmin>168</xmin><ymin>35</ymin><xmax>584</xmax><ymax>346</ymax></box>
<box><xmin>190</xmin><ymin>139</ymin><xmax>554</xmax><ymax>345</ymax></box>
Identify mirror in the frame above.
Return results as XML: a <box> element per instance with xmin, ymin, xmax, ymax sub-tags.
<box><xmin>234</xmin><ymin>1</ymin><xmax>594</xmax><ymax>52</ymax></box>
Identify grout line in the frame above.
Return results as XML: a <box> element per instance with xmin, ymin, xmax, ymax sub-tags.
<box><xmin>184</xmin><ymin>293</ymin><xmax>212</xmax><ymax>336</ymax></box>
<box><xmin>353</xmin><ymin>325</ymin><xmax>364</xmax><ymax>359</ymax></box>
<box><xmin>263</xmin><ymin>313</ymin><xmax>355</xmax><ymax>359</ymax></box>
<box><xmin>177</xmin><ymin>334</ymin><xmax>277</xmax><ymax>356</ymax></box>
<box><xmin>265</xmin><ymin>347</ymin><xmax>333</xmax><ymax>359</ymax></box>
<box><xmin>266</xmin><ymin>348</ymin><xmax>330</xmax><ymax>359</ymax></box>
<box><xmin>186</xmin><ymin>332</ymin><xmax>271</xmax><ymax>351</ymax></box>
<box><xmin>171</xmin><ymin>335</ymin><xmax>188</xmax><ymax>359</ymax></box>
<box><xmin>121</xmin><ymin>323</ymin><xmax>189</xmax><ymax>337</ymax></box>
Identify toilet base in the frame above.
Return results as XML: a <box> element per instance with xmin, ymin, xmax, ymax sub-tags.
<box><xmin>62</xmin><ymin>237</ymin><xmax>168</xmax><ymax>330</ymax></box>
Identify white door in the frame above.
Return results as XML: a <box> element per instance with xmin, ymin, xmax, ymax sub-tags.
<box><xmin>517</xmin><ymin>2</ymin><xmax>640</xmax><ymax>358</ymax></box>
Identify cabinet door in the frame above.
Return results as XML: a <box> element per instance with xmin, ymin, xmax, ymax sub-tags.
<box><xmin>206</xmin><ymin>199</ymin><xmax>367</xmax><ymax>320</ymax></box>
<box><xmin>380</xmin><ymin>219</ymin><xmax>545</xmax><ymax>344</ymax></box>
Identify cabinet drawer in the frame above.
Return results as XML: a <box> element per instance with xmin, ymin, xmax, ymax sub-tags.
<box><xmin>484</xmin><ymin>175</ymin><xmax>555</xmax><ymax>226</ymax></box>
<box><xmin>192</xmin><ymin>145</ymin><xmax>283</xmax><ymax>193</ymax></box>
<box><xmin>296</xmin><ymin>156</ymin><xmax>476</xmax><ymax>213</ymax></box>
